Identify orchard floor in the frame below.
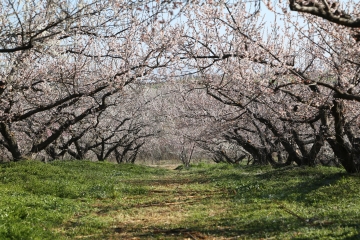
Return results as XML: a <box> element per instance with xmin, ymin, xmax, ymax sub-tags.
<box><xmin>0</xmin><ymin>161</ymin><xmax>359</xmax><ymax>239</ymax></box>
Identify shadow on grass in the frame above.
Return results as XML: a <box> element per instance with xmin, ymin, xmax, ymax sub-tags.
<box><xmin>107</xmin><ymin>215</ymin><xmax>360</xmax><ymax>239</ymax></box>
<box><xmin>255</xmin><ymin>168</ymin><xmax>347</xmax><ymax>204</ymax></box>
<box><xmin>211</xmin><ymin>166</ymin><xmax>348</xmax><ymax>204</ymax></box>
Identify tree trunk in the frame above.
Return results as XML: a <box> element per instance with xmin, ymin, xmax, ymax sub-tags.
<box><xmin>0</xmin><ymin>122</ymin><xmax>23</xmax><ymax>161</ymax></box>
<box><xmin>328</xmin><ymin>100</ymin><xmax>358</xmax><ymax>173</ymax></box>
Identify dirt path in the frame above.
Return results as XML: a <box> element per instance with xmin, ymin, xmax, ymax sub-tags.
<box><xmin>81</xmin><ymin>170</ymin><xmax>232</xmax><ymax>239</ymax></box>
<box><xmin>146</xmin><ymin>164</ymin><xmax>181</xmax><ymax>170</ymax></box>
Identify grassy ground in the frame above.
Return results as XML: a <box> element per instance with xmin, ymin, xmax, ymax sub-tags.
<box><xmin>0</xmin><ymin>161</ymin><xmax>359</xmax><ymax>239</ymax></box>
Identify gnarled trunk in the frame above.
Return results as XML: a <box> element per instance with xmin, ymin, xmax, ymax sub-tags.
<box><xmin>327</xmin><ymin>100</ymin><xmax>359</xmax><ymax>173</ymax></box>
<box><xmin>0</xmin><ymin>122</ymin><xmax>23</xmax><ymax>161</ymax></box>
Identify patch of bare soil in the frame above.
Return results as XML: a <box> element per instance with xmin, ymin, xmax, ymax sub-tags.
<box><xmin>147</xmin><ymin>164</ymin><xmax>181</xmax><ymax>170</ymax></box>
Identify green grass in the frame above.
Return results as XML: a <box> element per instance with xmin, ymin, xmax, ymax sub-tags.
<box><xmin>0</xmin><ymin>161</ymin><xmax>359</xmax><ymax>239</ymax></box>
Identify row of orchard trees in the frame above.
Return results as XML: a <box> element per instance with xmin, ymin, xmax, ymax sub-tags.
<box><xmin>156</xmin><ymin>0</ymin><xmax>360</xmax><ymax>173</ymax></box>
<box><xmin>1</xmin><ymin>0</ymin><xmax>360</xmax><ymax>173</ymax></box>
<box><xmin>0</xmin><ymin>0</ymin><xmax>177</xmax><ymax>162</ymax></box>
